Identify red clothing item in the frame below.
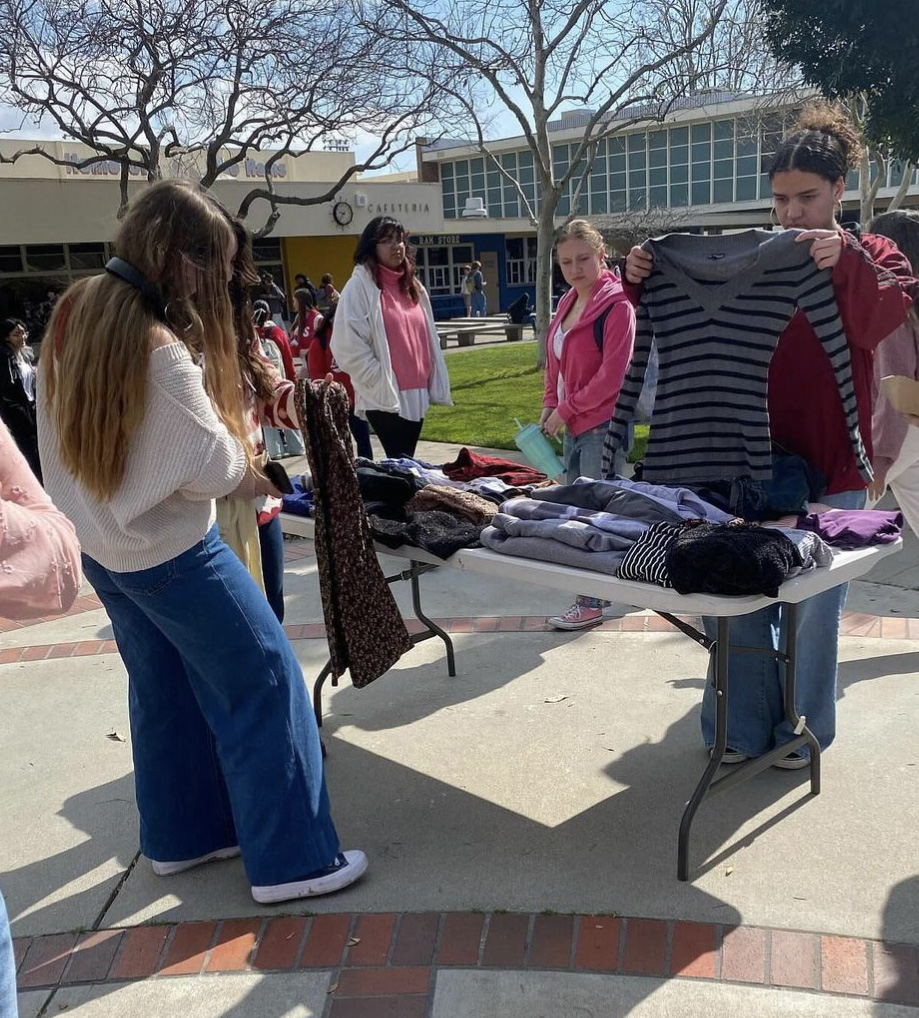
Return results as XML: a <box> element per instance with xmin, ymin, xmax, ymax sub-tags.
<box><xmin>289</xmin><ymin>309</ymin><xmax>322</xmax><ymax>359</ymax></box>
<box><xmin>307</xmin><ymin>336</ymin><xmax>356</xmax><ymax>406</ymax></box>
<box><xmin>258</xmin><ymin>323</ymin><xmax>297</xmax><ymax>382</ymax></box>
<box><xmin>543</xmin><ymin>269</ymin><xmax>635</xmax><ymax>437</ymax></box>
<box><xmin>442</xmin><ymin>448</ymin><xmax>548</xmax><ymax>486</ymax></box>
<box><xmin>378</xmin><ymin>264</ymin><xmax>432</xmax><ymax>391</ymax></box>
<box><xmin>768</xmin><ymin>231</ymin><xmax>917</xmax><ymax>494</ymax></box>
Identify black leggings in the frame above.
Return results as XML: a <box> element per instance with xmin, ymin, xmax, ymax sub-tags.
<box><xmin>365</xmin><ymin>410</ymin><xmax>424</xmax><ymax>460</ymax></box>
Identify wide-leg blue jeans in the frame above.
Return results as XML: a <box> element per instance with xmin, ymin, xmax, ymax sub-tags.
<box><xmin>81</xmin><ymin>527</ymin><xmax>340</xmax><ymax>887</ymax></box>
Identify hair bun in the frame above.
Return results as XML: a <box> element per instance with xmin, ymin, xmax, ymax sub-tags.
<box><xmin>793</xmin><ymin>102</ymin><xmax>861</xmax><ymax>169</ymax></box>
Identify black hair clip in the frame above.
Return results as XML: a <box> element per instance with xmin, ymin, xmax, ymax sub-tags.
<box><xmin>105</xmin><ymin>258</ymin><xmax>167</xmax><ymax>321</ymax></box>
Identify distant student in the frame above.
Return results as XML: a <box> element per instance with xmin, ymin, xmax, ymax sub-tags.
<box><xmin>460</xmin><ymin>264</ymin><xmax>473</xmax><ymax>315</ymax></box>
<box><xmin>470</xmin><ymin>260</ymin><xmax>487</xmax><ymax>316</ymax></box>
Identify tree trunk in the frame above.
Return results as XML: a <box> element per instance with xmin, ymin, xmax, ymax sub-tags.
<box><xmin>887</xmin><ymin>162</ymin><xmax>914</xmax><ymax>213</ymax></box>
<box><xmin>534</xmin><ymin>193</ymin><xmax>558</xmax><ymax>369</ymax></box>
<box><xmin>859</xmin><ymin>150</ymin><xmax>873</xmax><ymax>224</ymax></box>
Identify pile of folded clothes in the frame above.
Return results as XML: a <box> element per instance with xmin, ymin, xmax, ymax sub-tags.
<box><xmin>480</xmin><ymin>478</ymin><xmax>904</xmax><ymax>597</ymax></box>
<box><xmin>283</xmin><ymin>452</ymin><xmax>904</xmax><ymax>588</ymax></box>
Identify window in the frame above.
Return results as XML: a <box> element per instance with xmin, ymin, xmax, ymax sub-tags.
<box><xmin>608</xmin><ymin>135</ymin><xmax>627</xmax><ymax>212</ymax></box>
<box><xmin>758</xmin><ymin>113</ymin><xmax>785</xmax><ymax>199</ymax></box>
<box><xmin>690</xmin><ymin>122</ymin><xmax>712</xmax><ymax>206</ymax></box>
<box><xmin>441</xmin><ymin>162</ymin><xmax>456</xmax><ymax>218</ymax></box>
<box><xmin>67</xmin><ymin>243</ymin><xmax>107</xmax><ymax>271</ymax></box>
<box><xmin>735</xmin><ymin>128</ymin><xmax>758</xmax><ymax>203</ymax></box>
<box><xmin>413</xmin><ymin>243</ymin><xmax>474</xmax><ymax>295</ymax></box>
<box><xmin>505</xmin><ymin>237</ymin><xmax>538</xmax><ymax>286</ymax></box>
<box><xmin>502</xmin><ymin>153</ymin><xmax>520</xmax><ymax>217</ymax></box>
<box><xmin>25</xmin><ymin>245</ymin><xmax>66</xmax><ymax>272</ymax></box>
<box><xmin>0</xmin><ymin>247</ymin><xmax>23</xmax><ymax>273</ymax></box>
<box><xmin>627</xmin><ymin>132</ymin><xmax>647</xmax><ymax>209</ymax></box>
<box><xmin>670</xmin><ymin>126</ymin><xmax>689</xmax><ymax>208</ymax></box>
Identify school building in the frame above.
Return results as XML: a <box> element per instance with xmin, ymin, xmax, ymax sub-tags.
<box><xmin>413</xmin><ymin>91</ymin><xmax>919</xmax><ymax>317</ymax></box>
<box><xmin>0</xmin><ymin>140</ymin><xmax>444</xmax><ymax>320</ymax></box>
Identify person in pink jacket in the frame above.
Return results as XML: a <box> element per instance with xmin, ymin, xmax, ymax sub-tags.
<box><xmin>0</xmin><ymin>417</ymin><xmax>82</xmax><ymax>1018</ymax></box>
<box><xmin>867</xmin><ymin>210</ymin><xmax>919</xmax><ymax>535</ymax></box>
<box><xmin>540</xmin><ymin>219</ymin><xmax>636</xmax><ymax>630</ymax></box>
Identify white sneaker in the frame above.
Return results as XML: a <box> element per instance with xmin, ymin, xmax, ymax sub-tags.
<box><xmin>548</xmin><ymin>603</ymin><xmax>605</xmax><ymax>631</ymax></box>
<box><xmin>151</xmin><ymin>846</ymin><xmax>241</xmax><ymax>877</ymax></box>
<box><xmin>251</xmin><ymin>850</ymin><xmax>368</xmax><ymax>904</ymax></box>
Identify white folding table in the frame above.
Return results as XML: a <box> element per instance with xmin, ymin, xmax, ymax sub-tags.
<box><xmin>280</xmin><ymin>512</ymin><xmax>900</xmax><ymax>880</ymax></box>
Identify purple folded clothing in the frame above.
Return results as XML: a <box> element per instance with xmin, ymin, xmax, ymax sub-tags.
<box><xmin>796</xmin><ymin>509</ymin><xmax>903</xmax><ymax>550</ymax></box>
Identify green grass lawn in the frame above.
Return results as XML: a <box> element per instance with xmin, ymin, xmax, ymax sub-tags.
<box><xmin>422</xmin><ymin>342</ymin><xmax>648</xmax><ymax>460</ymax></box>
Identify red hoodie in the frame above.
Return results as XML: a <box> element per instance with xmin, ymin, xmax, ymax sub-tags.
<box><xmin>543</xmin><ymin>269</ymin><xmax>636</xmax><ymax>437</ymax></box>
<box><xmin>767</xmin><ymin>231</ymin><xmax>917</xmax><ymax>494</ymax></box>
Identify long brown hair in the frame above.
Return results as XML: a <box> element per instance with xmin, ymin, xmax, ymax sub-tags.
<box><xmin>43</xmin><ymin>179</ymin><xmax>253</xmax><ymax>500</ymax></box>
<box><xmin>353</xmin><ymin>216</ymin><xmax>420</xmax><ymax>303</ymax></box>
<box><xmin>228</xmin><ymin>217</ymin><xmax>276</xmax><ymax>403</ymax></box>
<box><xmin>292</xmin><ymin>286</ymin><xmax>316</xmax><ymax>335</ymax></box>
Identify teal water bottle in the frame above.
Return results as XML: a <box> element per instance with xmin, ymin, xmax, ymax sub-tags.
<box><xmin>513</xmin><ymin>418</ymin><xmax>565</xmax><ymax>479</ymax></box>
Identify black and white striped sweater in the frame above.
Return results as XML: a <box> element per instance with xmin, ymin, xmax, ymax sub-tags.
<box><xmin>601</xmin><ymin>229</ymin><xmax>872</xmax><ymax>485</ymax></box>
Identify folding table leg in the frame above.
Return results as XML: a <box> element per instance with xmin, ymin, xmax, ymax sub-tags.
<box><xmin>782</xmin><ymin>602</ymin><xmax>821</xmax><ymax>795</ymax></box>
<box><xmin>678</xmin><ymin>617</ymin><xmax>730</xmax><ymax>881</ymax></box>
<box><xmin>410</xmin><ymin>568</ymin><xmax>456</xmax><ymax>677</ymax></box>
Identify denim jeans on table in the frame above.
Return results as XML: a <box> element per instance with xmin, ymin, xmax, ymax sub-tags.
<box><xmin>81</xmin><ymin>526</ymin><xmax>339</xmax><ymax>888</ymax></box>
<box><xmin>700</xmin><ymin>488</ymin><xmax>867</xmax><ymax>758</ymax></box>
<box><xmin>0</xmin><ymin>886</ymin><xmax>16</xmax><ymax>1018</ymax></box>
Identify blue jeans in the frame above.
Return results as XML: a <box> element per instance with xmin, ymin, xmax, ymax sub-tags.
<box><xmin>81</xmin><ymin>527</ymin><xmax>339</xmax><ymax>887</ymax></box>
<box><xmin>564</xmin><ymin>423</ymin><xmax>620</xmax><ymax>609</ymax></box>
<box><xmin>283</xmin><ymin>429</ymin><xmax>305</xmax><ymax>456</ymax></box>
<box><xmin>262</xmin><ymin>426</ymin><xmax>284</xmax><ymax>459</ymax></box>
<box><xmin>701</xmin><ymin>488</ymin><xmax>866</xmax><ymax>757</ymax></box>
<box><xmin>0</xmin><ymin>887</ymin><xmax>16</xmax><ymax>1018</ymax></box>
<box><xmin>258</xmin><ymin>515</ymin><xmax>285</xmax><ymax>623</ymax></box>
<box><xmin>564</xmin><ymin>422</ymin><xmax>632</xmax><ymax>483</ymax></box>
<box><xmin>471</xmin><ymin>291</ymin><xmax>487</xmax><ymax>316</ymax></box>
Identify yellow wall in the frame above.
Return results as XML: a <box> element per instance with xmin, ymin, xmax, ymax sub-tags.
<box><xmin>283</xmin><ymin>236</ymin><xmax>356</xmax><ymax>295</ymax></box>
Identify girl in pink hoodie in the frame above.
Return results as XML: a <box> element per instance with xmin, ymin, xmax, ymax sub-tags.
<box><xmin>540</xmin><ymin>220</ymin><xmax>636</xmax><ymax>630</ymax></box>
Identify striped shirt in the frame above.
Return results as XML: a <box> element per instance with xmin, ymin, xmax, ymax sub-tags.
<box><xmin>601</xmin><ymin>229</ymin><xmax>871</xmax><ymax>485</ymax></box>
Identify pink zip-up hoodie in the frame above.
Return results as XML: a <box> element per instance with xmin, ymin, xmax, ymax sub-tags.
<box><xmin>543</xmin><ymin>269</ymin><xmax>636</xmax><ymax>437</ymax></box>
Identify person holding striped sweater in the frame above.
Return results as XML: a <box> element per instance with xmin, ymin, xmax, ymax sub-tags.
<box><xmin>618</xmin><ymin>104</ymin><xmax>917</xmax><ymax>769</ymax></box>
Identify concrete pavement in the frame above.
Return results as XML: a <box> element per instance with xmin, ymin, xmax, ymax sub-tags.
<box><xmin>2</xmin><ymin>441</ymin><xmax>918</xmax><ymax>1016</ymax></box>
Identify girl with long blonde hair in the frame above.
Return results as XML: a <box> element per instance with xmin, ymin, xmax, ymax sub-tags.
<box><xmin>38</xmin><ymin>180</ymin><xmax>366</xmax><ymax>904</ymax></box>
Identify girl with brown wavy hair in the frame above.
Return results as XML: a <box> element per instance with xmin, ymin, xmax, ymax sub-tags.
<box><xmin>38</xmin><ymin>179</ymin><xmax>366</xmax><ymax>904</ymax></box>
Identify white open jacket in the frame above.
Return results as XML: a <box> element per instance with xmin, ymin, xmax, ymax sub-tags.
<box><xmin>331</xmin><ymin>263</ymin><xmax>453</xmax><ymax>417</ymax></box>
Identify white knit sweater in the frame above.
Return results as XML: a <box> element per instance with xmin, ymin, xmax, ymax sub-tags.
<box><xmin>38</xmin><ymin>342</ymin><xmax>247</xmax><ymax>572</ymax></box>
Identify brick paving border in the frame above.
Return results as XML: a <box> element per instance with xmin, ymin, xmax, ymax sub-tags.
<box><xmin>13</xmin><ymin>912</ymin><xmax>919</xmax><ymax>1011</ymax></box>
<box><xmin>0</xmin><ymin>609</ymin><xmax>917</xmax><ymax>665</ymax></box>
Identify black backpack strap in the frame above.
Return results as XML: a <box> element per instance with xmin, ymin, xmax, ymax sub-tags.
<box><xmin>592</xmin><ymin>305</ymin><xmax>612</xmax><ymax>352</ymax></box>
